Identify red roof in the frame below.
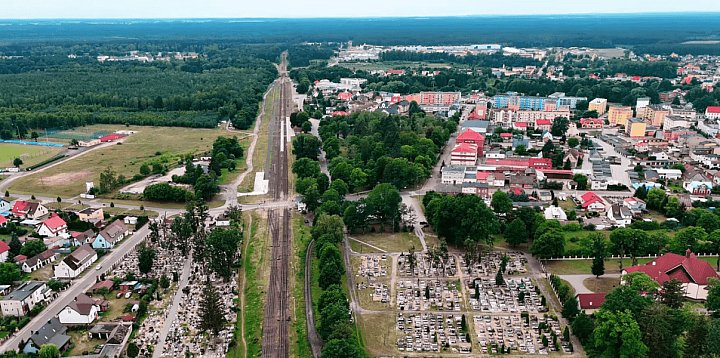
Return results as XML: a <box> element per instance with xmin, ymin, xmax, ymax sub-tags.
<box><xmin>120</xmin><ymin>314</ymin><xmax>135</xmax><ymax>322</ymax></box>
<box><xmin>536</xmin><ymin>119</ymin><xmax>552</xmax><ymax>126</ymax></box>
<box><xmin>576</xmin><ymin>293</ymin><xmax>606</xmax><ymax>310</ymax></box>
<box><xmin>499</xmin><ymin>133</ymin><xmax>513</xmax><ymax>138</ymax></box>
<box><xmin>509</xmin><ymin>187</ymin><xmax>524</xmax><ymax>196</ymax></box>
<box><xmin>99</xmin><ymin>134</ymin><xmax>126</xmax><ymax>142</ymax></box>
<box><xmin>476</xmin><ymin>171</ymin><xmax>492</xmax><ymax>180</ymax></box>
<box><xmin>580</xmin><ymin>191</ymin><xmax>605</xmax><ymax>208</ymax></box>
<box><xmin>337</xmin><ymin>92</ymin><xmax>352</xmax><ymax>101</ymax></box>
<box><xmin>468</xmin><ymin>111</ymin><xmax>481</xmax><ymax>120</ymax></box>
<box><xmin>457</xmin><ymin>129</ymin><xmax>485</xmax><ymax>142</ymax></box>
<box><xmin>707</xmin><ymin>106</ymin><xmax>720</xmax><ymax>114</ymax></box>
<box><xmin>92</xmin><ymin>280</ymin><xmax>114</xmax><ymax>291</ymax></box>
<box><xmin>331</xmin><ymin>111</ymin><xmax>349</xmax><ymax>117</ymax></box>
<box><xmin>451</xmin><ymin>143</ymin><xmax>478</xmax><ymax>154</ymax></box>
<box><xmin>14</xmin><ymin>254</ymin><xmax>27</xmax><ymax>262</ymax></box>
<box><xmin>11</xmin><ymin>201</ymin><xmax>29</xmax><ymax>215</ymax></box>
<box><xmin>0</xmin><ymin>241</ymin><xmax>8</xmax><ymax>254</ymax></box>
<box><xmin>624</xmin><ymin>250</ymin><xmax>720</xmax><ymax>285</ymax></box>
<box><xmin>0</xmin><ymin>216</ymin><xmax>6</xmax><ymax>226</ymax></box>
<box><xmin>513</xmin><ymin>122</ymin><xmax>528</xmax><ymax>128</ymax></box>
<box><xmin>580</xmin><ymin>118</ymin><xmax>603</xmax><ymax>124</ymax></box>
<box><xmin>386</xmin><ymin>69</ymin><xmax>405</xmax><ymax>75</ymax></box>
<box><xmin>42</xmin><ymin>214</ymin><xmax>67</xmax><ymax>231</ymax></box>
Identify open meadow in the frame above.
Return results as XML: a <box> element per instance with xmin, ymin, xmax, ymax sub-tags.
<box><xmin>0</xmin><ymin>143</ymin><xmax>63</xmax><ymax>168</ymax></box>
<box><xmin>9</xmin><ymin>125</ymin><xmax>243</xmax><ymax>197</ymax></box>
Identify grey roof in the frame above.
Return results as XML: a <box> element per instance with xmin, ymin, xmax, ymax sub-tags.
<box><xmin>441</xmin><ymin>165</ymin><xmax>466</xmax><ymax>173</ymax></box>
<box><xmin>4</xmin><ymin>281</ymin><xmax>47</xmax><ymax>302</ymax></box>
<box><xmin>62</xmin><ymin>244</ymin><xmax>96</xmax><ymax>270</ymax></box>
<box><xmin>29</xmin><ymin>318</ymin><xmax>69</xmax><ymax>348</ymax></box>
<box><xmin>461</xmin><ymin>120</ymin><xmax>490</xmax><ymax>129</ymax></box>
<box><xmin>99</xmin><ymin>220</ymin><xmax>126</xmax><ymax>243</ymax></box>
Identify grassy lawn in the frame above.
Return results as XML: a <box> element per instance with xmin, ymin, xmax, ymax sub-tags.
<box><xmin>240</xmin><ymin>211</ymin><xmax>269</xmax><ymax>358</ymax></box>
<box><xmin>100</xmin><ymin>297</ymin><xmax>133</xmax><ymax>322</ymax></box>
<box><xmin>558</xmin><ymin>199</ymin><xmax>577</xmax><ymax>211</ymax></box>
<box><xmin>28</xmin><ymin>264</ymin><xmax>54</xmax><ymax>281</ymax></box>
<box><xmin>348</xmin><ymin>232</ymin><xmax>422</xmax><ymax>254</ymax></box>
<box><xmin>10</xmin><ymin>125</ymin><xmax>230</xmax><ymax>197</ymax></box>
<box><xmin>356</xmin><ymin>313</ymin><xmax>397</xmax><ymax>356</ymax></box>
<box><xmin>0</xmin><ymin>143</ymin><xmax>63</xmax><ymax>168</ymax></box>
<box><xmin>66</xmin><ymin>330</ymin><xmax>106</xmax><ymax>356</ymax></box>
<box><xmin>582</xmin><ymin>277</ymin><xmax>621</xmax><ymax>293</ymax></box>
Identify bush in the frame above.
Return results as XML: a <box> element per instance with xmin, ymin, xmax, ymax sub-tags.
<box><xmin>143</xmin><ymin>183</ymin><xmax>193</xmax><ymax>202</ymax></box>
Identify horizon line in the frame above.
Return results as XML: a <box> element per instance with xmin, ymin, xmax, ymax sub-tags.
<box><xmin>1</xmin><ymin>11</ymin><xmax>719</xmax><ymax>21</ymax></box>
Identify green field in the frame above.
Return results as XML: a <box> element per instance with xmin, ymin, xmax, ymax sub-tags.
<box><xmin>9</xmin><ymin>125</ymin><xmax>244</xmax><ymax>197</ymax></box>
<box><xmin>0</xmin><ymin>143</ymin><xmax>62</xmax><ymax>168</ymax></box>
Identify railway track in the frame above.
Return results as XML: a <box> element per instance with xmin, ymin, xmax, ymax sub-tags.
<box><xmin>261</xmin><ymin>52</ymin><xmax>292</xmax><ymax>358</ymax></box>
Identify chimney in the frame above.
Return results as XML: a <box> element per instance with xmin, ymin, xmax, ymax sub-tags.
<box><xmin>686</xmin><ymin>249</ymin><xmax>692</xmax><ymax>258</ymax></box>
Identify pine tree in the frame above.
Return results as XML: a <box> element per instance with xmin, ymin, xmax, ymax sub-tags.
<box><xmin>9</xmin><ymin>233</ymin><xmax>22</xmax><ymax>257</ymax></box>
<box><xmin>199</xmin><ymin>280</ymin><xmax>226</xmax><ymax>336</ymax></box>
<box><xmin>591</xmin><ymin>256</ymin><xmax>605</xmax><ymax>278</ymax></box>
<box><xmin>495</xmin><ymin>270</ymin><xmax>505</xmax><ymax>286</ymax></box>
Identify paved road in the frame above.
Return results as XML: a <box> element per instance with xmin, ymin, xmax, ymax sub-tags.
<box><xmin>152</xmin><ymin>255</ymin><xmax>193</xmax><ymax>358</ymax></box>
<box><xmin>0</xmin><ymin>223</ymin><xmax>151</xmax><ymax>353</ymax></box>
<box><xmin>560</xmin><ymin>274</ymin><xmax>621</xmax><ymax>294</ymax></box>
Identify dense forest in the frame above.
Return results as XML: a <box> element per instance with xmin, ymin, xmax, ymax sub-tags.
<box><xmin>0</xmin><ymin>42</ymin><xmax>333</xmax><ymax>138</ymax></box>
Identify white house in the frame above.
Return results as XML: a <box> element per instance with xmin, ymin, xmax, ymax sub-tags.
<box><xmin>54</xmin><ymin>244</ymin><xmax>97</xmax><ymax>279</ymax></box>
<box><xmin>0</xmin><ymin>199</ymin><xmax>11</xmax><ymax>213</ymax></box>
<box><xmin>0</xmin><ymin>241</ymin><xmax>8</xmax><ymax>263</ymax></box>
<box><xmin>543</xmin><ymin>206</ymin><xmax>568</xmax><ymax>221</ymax></box>
<box><xmin>1</xmin><ymin>281</ymin><xmax>51</xmax><ymax>316</ymax></box>
<box><xmin>36</xmin><ymin>214</ymin><xmax>70</xmax><ymax>239</ymax></box>
<box><xmin>92</xmin><ymin>220</ymin><xmax>129</xmax><ymax>249</ymax></box>
<box><xmin>655</xmin><ymin>168</ymin><xmax>683</xmax><ymax>180</ymax></box>
<box><xmin>623</xmin><ymin>197</ymin><xmax>646</xmax><ymax>215</ymax></box>
<box><xmin>58</xmin><ymin>294</ymin><xmax>100</xmax><ymax>325</ymax></box>
<box><xmin>20</xmin><ymin>249</ymin><xmax>58</xmax><ymax>273</ymax></box>
<box><xmin>441</xmin><ymin>165</ymin><xmax>466</xmax><ymax>185</ymax></box>
<box><xmin>607</xmin><ymin>204</ymin><xmax>633</xmax><ymax>227</ymax></box>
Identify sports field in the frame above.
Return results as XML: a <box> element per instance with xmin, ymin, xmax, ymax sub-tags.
<box><xmin>10</xmin><ymin>125</ymin><xmax>245</xmax><ymax>197</ymax></box>
<box><xmin>0</xmin><ymin>143</ymin><xmax>63</xmax><ymax>168</ymax></box>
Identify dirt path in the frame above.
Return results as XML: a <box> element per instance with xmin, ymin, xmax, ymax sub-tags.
<box><xmin>304</xmin><ymin>240</ymin><xmax>323</xmax><ymax>358</ymax></box>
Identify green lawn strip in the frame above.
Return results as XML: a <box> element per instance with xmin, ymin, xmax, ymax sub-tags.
<box><xmin>242</xmin><ymin>215</ymin><xmax>263</xmax><ymax>358</ymax></box>
<box><xmin>292</xmin><ymin>215</ymin><xmax>312</xmax><ymax>358</ymax></box>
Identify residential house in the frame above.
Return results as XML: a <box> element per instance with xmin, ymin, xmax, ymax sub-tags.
<box><xmin>20</xmin><ymin>249</ymin><xmax>58</xmax><ymax>273</ymax></box>
<box><xmin>0</xmin><ymin>241</ymin><xmax>8</xmax><ymax>263</ymax></box>
<box><xmin>544</xmin><ymin>206</ymin><xmax>568</xmax><ymax>221</ymax></box>
<box><xmin>563</xmin><ymin>149</ymin><xmax>584</xmax><ymax>168</ymax></box>
<box><xmin>655</xmin><ymin>168</ymin><xmax>683</xmax><ymax>180</ymax></box>
<box><xmin>23</xmin><ymin>318</ymin><xmax>70</xmax><ymax>354</ymax></box>
<box><xmin>461</xmin><ymin>182</ymin><xmax>490</xmax><ymax>198</ymax></box>
<box><xmin>53</xmin><ymin>244</ymin><xmax>97</xmax><ymax>279</ymax></box>
<box><xmin>576</xmin><ymin>293</ymin><xmax>606</xmax><ymax>314</ymax></box>
<box><xmin>706</xmin><ymin>106</ymin><xmax>720</xmax><ymax>120</ymax></box>
<box><xmin>684</xmin><ymin>181</ymin><xmax>713</xmax><ymax>196</ymax></box>
<box><xmin>509</xmin><ymin>175</ymin><xmax>535</xmax><ymax>190</ymax></box>
<box><xmin>0</xmin><ymin>216</ymin><xmax>6</xmax><ymax>228</ymax></box>
<box><xmin>1</xmin><ymin>281</ymin><xmax>51</xmax><ymax>316</ymax></box>
<box><xmin>36</xmin><ymin>214</ymin><xmax>69</xmax><ymax>238</ymax></box>
<box><xmin>580</xmin><ymin>192</ymin><xmax>607</xmax><ymax>212</ymax></box>
<box><xmin>626</xmin><ymin>118</ymin><xmax>647</xmax><ymax>138</ymax></box>
<box><xmin>0</xmin><ymin>198</ymin><xmax>11</xmax><ymax>213</ymax></box>
<box><xmin>607</xmin><ymin>204</ymin><xmax>633</xmax><ymax>227</ymax></box>
<box><xmin>476</xmin><ymin>171</ymin><xmax>505</xmax><ymax>188</ymax></box>
<box><xmin>608</xmin><ymin>106</ymin><xmax>633</xmax><ymax>126</ymax></box>
<box><xmin>622</xmin><ymin>250</ymin><xmax>720</xmax><ymax>300</ymax></box>
<box><xmin>535</xmin><ymin>119</ymin><xmax>552</xmax><ymax>132</ymax></box>
<box><xmin>588</xmin><ymin>98</ymin><xmax>608</xmax><ymax>115</ymax></box>
<box><xmin>11</xmin><ymin>201</ymin><xmax>48</xmax><ymax>220</ymax></box>
<box><xmin>76</xmin><ymin>207</ymin><xmax>104</xmax><ymax>223</ymax></box>
<box><xmin>623</xmin><ymin>197</ymin><xmax>646</xmax><ymax>215</ymax></box>
<box><xmin>92</xmin><ymin>220</ymin><xmax>129</xmax><ymax>249</ymax></box>
<box><xmin>58</xmin><ymin>294</ymin><xmax>100</xmax><ymax>325</ymax></box>
<box><xmin>71</xmin><ymin>229</ymin><xmax>96</xmax><ymax>247</ymax></box>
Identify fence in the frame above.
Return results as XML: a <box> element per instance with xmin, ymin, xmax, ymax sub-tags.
<box><xmin>44</xmin><ymin>129</ymin><xmax>112</xmax><ymax>142</ymax></box>
<box><xmin>544</xmin><ymin>253</ymin><xmax>720</xmax><ymax>261</ymax></box>
<box><xmin>0</xmin><ymin>139</ymin><xmax>64</xmax><ymax>147</ymax></box>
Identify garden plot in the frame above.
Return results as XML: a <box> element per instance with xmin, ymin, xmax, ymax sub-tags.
<box><xmin>473</xmin><ymin>314</ymin><xmax>568</xmax><ymax>355</ymax></box>
<box><xmin>397</xmin><ymin>253</ymin><xmax>458</xmax><ymax>277</ymax></box>
<box><xmin>396</xmin><ymin>313</ymin><xmax>472</xmax><ymax>354</ymax></box>
<box><xmin>467</xmin><ymin>277</ymin><xmax>546</xmax><ymax>313</ymax></box>
<box><xmin>396</xmin><ymin>279</ymin><xmax>463</xmax><ymax>311</ymax></box>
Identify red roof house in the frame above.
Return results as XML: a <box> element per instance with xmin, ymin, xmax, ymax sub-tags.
<box><xmin>11</xmin><ymin>200</ymin><xmax>48</xmax><ymax>219</ymax></box>
<box><xmin>37</xmin><ymin>214</ymin><xmax>69</xmax><ymax>237</ymax></box>
<box><xmin>0</xmin><ymin>216</ymin><xmax>6</xmax><ymax>227</ymax></box>
<box><xmin>623</xmin><ymin>250</ymin><xmax>720</xmax><ymax>300</ymax></box>
<box><xmin>450</xmin><ymin>143</ymin><xmax>479</xmax><ymax>165</ymax></box>
<box><xmin>337</xmin><ymin>92</ymin><xmax>353</xmax><ymax>101</ymax></box>
<box><xmin>456</xmin><ymin>129</ymin><xmax>486</xmax><ymax>156</ymax></box>
<box><xmin>580</xmin><ymin>191</ymin><xmax>607</xmax><ymax>212</ymax></box>
<box><xmin>576</xmin><ymin>293</ymin><xmax>606</xmax><ymax>313</ymax></box>
<box><xmin>0</xmin><ymin>241</ymin><xmax>9</xmax><ymax>262</ymax></box>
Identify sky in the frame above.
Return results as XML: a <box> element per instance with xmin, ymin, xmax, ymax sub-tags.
<box><xmin>2</xmin><ymin>0</ymin><xmax>720</xmax><ymax>19</ymax></box>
